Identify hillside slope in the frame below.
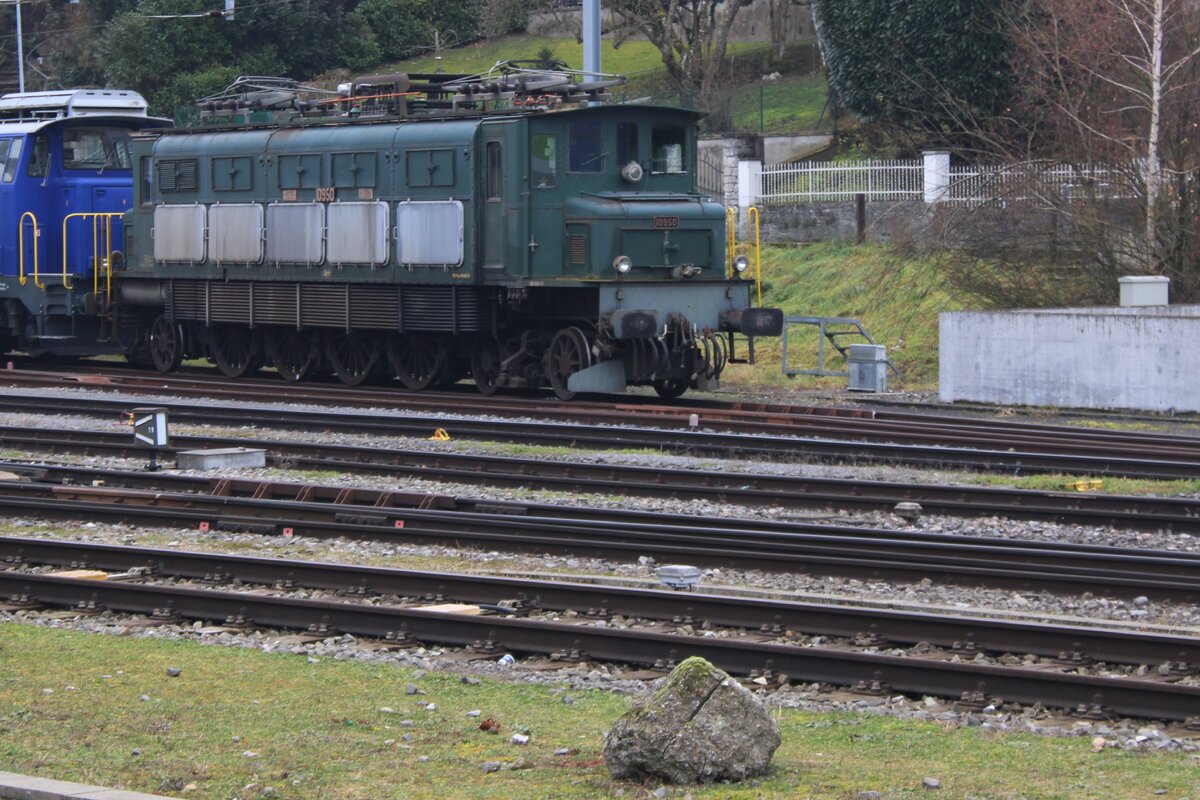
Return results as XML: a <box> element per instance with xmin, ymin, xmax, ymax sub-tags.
<box><xmin>723</xmin><ymin>243</ymin><xmax>964</xmax><ymax>391</ymax></box>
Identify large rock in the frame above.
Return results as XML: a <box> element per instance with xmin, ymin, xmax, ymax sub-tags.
<box><xmin>604</xmin><ymin>657</ymin><xmax>781</xmax><ymax>784</ymax></box>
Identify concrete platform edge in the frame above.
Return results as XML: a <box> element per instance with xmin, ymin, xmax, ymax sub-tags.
<box><xmin>0</xmin><ymin>771</ymin><xmax>177</xmax><ymax>800</ymax></box>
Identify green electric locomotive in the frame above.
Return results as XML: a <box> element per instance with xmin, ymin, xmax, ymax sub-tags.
<box><xmin>115</xmin><ymin>70</ymin><xmax>782</xmax><ymax>399</ymax></box>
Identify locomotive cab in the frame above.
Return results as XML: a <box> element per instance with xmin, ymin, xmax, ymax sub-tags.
<box><xmin>484</xmin><ymin>104</ymin><xmax>781</xmax><ymax>399</ymax></box>
<box><xmin>0</xmin><ymin>90</ymin><xmax>168</xmax><ymax>357</ymax></box>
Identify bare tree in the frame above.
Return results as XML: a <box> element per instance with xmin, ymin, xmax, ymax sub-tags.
<box><xmin>609</xmin><ymin>0</ymin><xmax>752</xmax><ymax>124</ymax></box>
<box><xmin>1010</xmin><ymin>0</ymin><xmax>1200</xmax><ymax>274</ymax></box>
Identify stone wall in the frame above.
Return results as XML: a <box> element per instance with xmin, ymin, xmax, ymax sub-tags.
<box><xmin>751</xmin><ymin>201</ymin><xmax>931</xmax><ymax>244</ymax></box>
<box><xmin>939</xmin><ymin>306</ymin><xmax>1200</xmax><ymax>412</ymax></box>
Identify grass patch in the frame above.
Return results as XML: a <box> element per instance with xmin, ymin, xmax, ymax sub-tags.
<box><xmin>0</xmin><ymin>623</ymin><xmax>1194</xmax><ymax>799</ymax></box>
<box><xmin>730</xmin><ymin>74</ymin><xmax>829</xmax><ymax>134</ymax></box>
<box><xmin>381</xmin><ymin>35</ymin><xmax>676</xmax><ymax>81</ymax></box>
<box><xmin>966</xmin><ymin>473</ymin><xmax>1200</xmax><ymax>497</ymax></box>
<box><xmin>725</xmin><ymin>242</ymin><xmax>962</xmax><ymax>390</ymax></box>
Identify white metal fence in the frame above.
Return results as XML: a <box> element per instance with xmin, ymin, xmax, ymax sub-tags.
<box><xmin>755</xmin><ymin>158</ymin><xmax>1136</xmax><ymax>206</ymax></box>
<box><xmin>945</xmin><ymin>163</ymin><xmax>1130</xmax><ymax>206</ymax></box>
<box><xmin>759</xmin><ymin>159</ymin><xmax>924</xmax><ymax>203</ymax></box>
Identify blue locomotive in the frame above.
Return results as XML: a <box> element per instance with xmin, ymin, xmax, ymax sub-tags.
<box><xmin>0</xmin><ymin>89</ymin><xmax>169</xmax><ymax>357</ymax></box>
<box><xmin>3</xmin><ymin>71</ymin><xmax>782</xmax><ymax>399</ymax></box>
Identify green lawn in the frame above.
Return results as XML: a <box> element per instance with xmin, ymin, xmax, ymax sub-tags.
<box><xmin>725</xmin><ymin>242</ymin><xmax>962</xmax><ymax>390</ymax></box>
<box><xmin>731</xmin><ymin>73</ymin><xmax>830</xmax><ymax>134</ymax></box>
<box><xmin>1</xmin><ymin>623</ymin><xmax>1194</xmax><ymax>799</ymax></box>
<box><xmin>383</xmin><ymin>35</ymin><xmax>679</xmax><ymax>80</ymax></box>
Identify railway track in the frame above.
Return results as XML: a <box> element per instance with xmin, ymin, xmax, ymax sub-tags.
<box><xmin>2</xmin><ymin>467</ymin><xmax>1198</xmax><ymax>601</ymax></box>
<box><xmin>3</xmin><ymin>390</ymin><xmax>1200</xmax><ymax>479</ymax></box>
<box><xmin>5</xmin><ymin>427</ymin><xmax>1200</xmax><ymax>533</ymax></box>
<box><xmin>2</xmin><ymin>538</ymin><xmax>1196</xmax><ymax>721</ymax></box>
<box><xmin>3</xmin><ymin>366</ymin><xmax>1200</xmax><ymax>467</ymax></box>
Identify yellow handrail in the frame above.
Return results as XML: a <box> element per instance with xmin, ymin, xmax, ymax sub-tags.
<box><xmin>62</xmin><ymin>212</ymin><xmax>124</xmax><ymax>295</ymax></box>
<box><xmin>747</xmin><ymin>205</ymin><xmax>762</xmax><ymax>306</ymax></box>
<box><xmin>724</xmin><ymin>206</ymin><xmax>737</xmax><ymax>279</ymax></box>
<box><xmin>18</xmin><ymin>211</ymin><xmax>40</xmax><ymax>289</ymax></box>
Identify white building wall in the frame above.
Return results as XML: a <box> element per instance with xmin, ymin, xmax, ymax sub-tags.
<box><xmin>939</xmin><ymin>306</ymin><xmax>1200</xmax><ymax>412</ymax></box>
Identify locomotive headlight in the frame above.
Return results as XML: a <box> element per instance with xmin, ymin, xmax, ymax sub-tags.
<box><xmin>613</xmin><ymin>255</ymin><xmax>633</xmax><ymax>274</ymax></box>
<box><xmin>733</xmin><ymin>255</ymin><xmax>750</xmax><ymax>273</ymax></box>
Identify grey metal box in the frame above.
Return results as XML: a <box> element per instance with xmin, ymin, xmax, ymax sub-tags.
<box><xmin>848</xmin><ymin>344</ymin><xmax>887</xmax><ymax>392</ymax></box>
<box><xmin>1119</xmin><ymin>275</ymin><xmax>1169</xmax><ymax>306</ymax></box>
<box><xmin>847</xmin><ymin>344</ymin><xmax>887</xmax><ymax>362</ymax></box>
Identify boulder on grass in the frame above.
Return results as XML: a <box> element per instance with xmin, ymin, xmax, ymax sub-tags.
<box><xmin>604</xmin><ymin>656</ymin><xmax>781</xmax><ymax>784</ymax></box>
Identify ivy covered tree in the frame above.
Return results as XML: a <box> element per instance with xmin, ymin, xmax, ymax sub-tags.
<box><xmin>96</xmin><ymin>0</ymin><xmax>404</xmax><ymax>115</ymax></box>
<box><xmin>812</xmin><ymin>0</ymin><xmax>1013</xmax><ymax>138</ymax></box>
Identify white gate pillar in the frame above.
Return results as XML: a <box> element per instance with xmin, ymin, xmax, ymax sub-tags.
<box><xmin>738</xmin><ymin>159</ymin><xmax>762</xmax><ymax>208</ymax></box>
<box><xmin>923</xmin><ymin>150</ymin><xmax>951</xmax><ymax>204</ymax></box>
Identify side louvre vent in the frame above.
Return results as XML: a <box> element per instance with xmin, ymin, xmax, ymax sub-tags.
<box><xmin>568</xmin><ymin>235</ymin><xmax>587</xmax><ymax>265</ymax></box>
<box><xmin>163</xmin><ymin>281</ymin><xmax>494</xmax><ymax>334</ymax></box>
<box><xmin>159</xmin><ymin>159</ymin><xmax>199</xmax><ymax>192</ymax></box>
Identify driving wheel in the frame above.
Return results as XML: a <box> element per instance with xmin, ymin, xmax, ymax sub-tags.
<box><xmin>207</xmin><ymin>325</ymin><xmax>261</xmax><ymax>378</ymax></box>
<box><xmin>470</xmin><ymin>336</ymin><xmax>503</xmax><ymax>396</ymax></box>
<box><xmin>387</xmin><ymin>334</ymin><xmax>448</xmax><ymax>391</ymax></box>
<box><xmin>545</xmin><ymin>327</ymin><xmax>592</xmax><ymax>401</ymax></box>
<box><xmin>266</xmin><ymin>329</ymin><xmax>320</xmax><ymax>382</ymax></box>
<box><xmin>148</xmin><ymin>314</ymin><xmax>183</xmax><ymax>374</ymax></box>
<box><xmin>324</xmin><ymin>331</ymin><xmax>379</xmax><ymax>386</ymax></box>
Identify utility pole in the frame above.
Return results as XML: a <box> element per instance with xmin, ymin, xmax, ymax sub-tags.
<box><xmin>14</xmin><ymin>0</ymin><xmax>24</xmax><ymax>92</ymax></box>
<box><xmin>583</xmin><ymin>0</ymin><xmax>600</xmax><ymax>82</ymax></box>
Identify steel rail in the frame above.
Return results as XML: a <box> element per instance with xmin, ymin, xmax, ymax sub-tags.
<box><xmin>5</xmin><ymin>366</ymin><xmax>1198</xmax><ymax>460</ymax></box>
<box><xmin>0</xmin><ymin>482</ymin><xmax>1197</xmax><ymax>601</ymax></box>
<box><xmin>10</xmin><ymin>457</ymin><xmax>1200</xmax><ymax>557</ymax></box>
<box><xmin>1</xmin><ymin>571</ymin><xmax>1195</xmax><ymax>720</ymax></box>
<box><xmin>5</xmin><ymin>430</ymin><xmax>1200</xmax><ymax>532</ymax></box>
<box><xmin>4</xmin><ymin>536</ymin><xmax>1196</xmax><ymax>668</ymax></box>
<box><xmin>2</xmin><ymin>393</ymin><xmax>1199</xmax><ymax>479</ymax></box>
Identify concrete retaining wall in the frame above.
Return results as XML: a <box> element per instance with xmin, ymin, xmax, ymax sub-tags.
<box><xmin>756</xmin><ymin>201</ymin><xmax>930</xmax><ymax>244</ymax></box>
<box><xmin>939</xmin><ymin>306</ymin><xmax>1200</xmax><ymax>412</ymax></box>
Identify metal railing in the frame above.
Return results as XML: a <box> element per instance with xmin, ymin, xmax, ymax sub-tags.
<box><xmin>759</xmin><ymin>159</ymin><xmax>923</xmax><ymax>204</ymax></box>
<box><xmin>18</xmin><ymin>210</ymin><xmax>123</xmax><ymax>293</ymax></box>
<box><xmin>18</xmin><ymin>211</ymin><xmax>40</xmax><ymax>288</ymax></box>
<box><xmin>63</xmin><ymin>212</ymin><xmax>124</xmax><ymax>296</ymax></box>
<box><xmin>756</xmin><ymin>158</ymin><xmax>1137</xmax><ymax>206</ymax></box>
<box><xmin>697</xmin><ymin>153</ymin><xmax>724</xmax><ymax>198</ymax></box>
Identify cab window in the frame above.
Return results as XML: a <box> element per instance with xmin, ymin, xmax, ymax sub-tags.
<box><xmin>63</xmin><ymin>128</ymin><xmax>132</xmax><ymax>170</ymax></box>
<box><xmin>140</xmin><ymin>156</ymin><xmax>154</xmax><ymax>204</ymax></box>
<box><xmin>531</xmin><ymin>132</ymin><xmax>557</xmax><ymax>188</ymax></box>
<box><xmin>617</xmin><ymin>122</ymin><xmax>638</xmax><ymax>165</ymax></box>
<box><xmin>2</xmin><ymin>139</ymin><xmax>21</xmax><ymax>183</ymax></box>
<box><xmin>27</xmin><ymin>135</ymin><xmax>48</xmax><ymax>177</ymax></box>
<box><xmin>568</xmin><ymin>120</ymin><xmax>603</xmax><ymax>173</ymax></box>
<box><xmin>651</xmin><ymin>125</ymin><xmax>686</xmax><ymax>174</ymax></box>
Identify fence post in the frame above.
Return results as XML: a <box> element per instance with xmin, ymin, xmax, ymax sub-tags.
<box><xmin>923</xmin><ymin>150</ymin><xmax>951</xmax><ymax>204</ymax></box>
<box><xmin>738</xmin><ymin>160</ymin><xmax>762</xmax><ymax>209</ymax></box>
<box><xmin>855</xmin><ymin>193</ymin><xmax>866</xmax><ymax>243</ymax></box>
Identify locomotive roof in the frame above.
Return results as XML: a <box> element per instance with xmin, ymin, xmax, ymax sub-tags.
<box><xmin>150</xmin><ymin>102</ymin><xmax>702</xmax><ymax>138</ymax></box>
<box><xmin>0</xmin><ymin>89</ymin><xmax>170</xmax><ymax>135</ymax></box>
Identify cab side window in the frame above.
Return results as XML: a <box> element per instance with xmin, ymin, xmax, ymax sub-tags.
<box><xmin>27</xmin><ymin>135</ymin><xmax>48</xmax><ymax>177</ymax></box>
<box><xmin>140</xmin><ymin>156</ymin><xmax>154</xmax><ymax>205</ymax></box>
<box><xmin>568</xmin><ymin>120</ymin><xmax>603</xmax><ymax>173</ymax></box>
<box><xmin>531</xmin><ymin>133</ymin><xmax>557</xmax><ymax>188</ymax></box>
<box><xmin>2</xmin><ymin>139</ymin><xmax>21</xmax><ymax>183</ymax></box>
<box><xmin>651</xmin><ymin>125</ymin><xmax>686</xmax><ymax>174</ymax></box>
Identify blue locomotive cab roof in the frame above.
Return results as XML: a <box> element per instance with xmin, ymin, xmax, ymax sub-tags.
<box><xmin>0</xmin><ymin>89</ymin><xmax>171</xmax><ymax>137</ymax></box>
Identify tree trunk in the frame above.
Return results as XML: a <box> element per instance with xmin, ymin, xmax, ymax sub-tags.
<box><xmin>1145</xmin><ymin>0</ymin><xmax>1165</xmax><ymax>271</ymax></box>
